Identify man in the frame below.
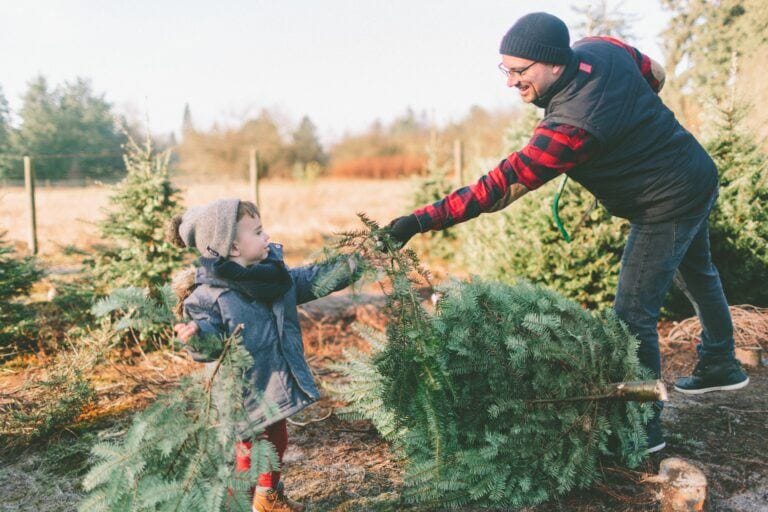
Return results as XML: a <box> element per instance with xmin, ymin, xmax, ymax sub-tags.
<box><xmin>386</xmin><ymin>12</ymin><xmax>748</xmax><ymax>453</ymax></box>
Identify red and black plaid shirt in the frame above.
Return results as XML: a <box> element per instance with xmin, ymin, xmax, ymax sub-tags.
<box><xmin>414</xmin><ymin>37</ymin><xmax>662</xmax><ymax>232</ymax></box>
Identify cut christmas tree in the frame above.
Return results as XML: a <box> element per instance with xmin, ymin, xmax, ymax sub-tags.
<box><xmin>324</xmin><ymin>216</ymin><xmax>663</xmax><ymax>509</ymax></box>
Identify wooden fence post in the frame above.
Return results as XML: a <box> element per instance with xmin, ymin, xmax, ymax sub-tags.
<box><xmin>453</xmin><ymin>139</ymin><xmax>464</xmax><ymax>187</ymax></box>
<box><xmin>249</xmin><ymin>147</ymin><xmax>260</xmax><ymax>209</ymax></box>
<box><xmin>24</xmin><ymin>156</ymin><xmax>38</xmax><ymax>255</ymax></box>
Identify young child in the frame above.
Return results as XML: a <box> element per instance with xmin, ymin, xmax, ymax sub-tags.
<box><xmin>169</xmin><ymin>198</ymin><xmax>356</xmax><ymax>512</ymax></box>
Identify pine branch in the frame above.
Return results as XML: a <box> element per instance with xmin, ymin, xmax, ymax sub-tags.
<box><xmin>80</xmin><ymin>323</ymin><xmax>273</xmax><ymax>511</ymax></box>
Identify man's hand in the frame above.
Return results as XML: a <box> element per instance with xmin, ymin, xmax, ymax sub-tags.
<box><xmin>173</xmin><ymin>321</ymin><xmax>199</xmax><ymax>344</ymax></box>
<box><xmin>385</xmin><ymin>214</ymin><xmax>421</xmax><ymax>247</ymax></box>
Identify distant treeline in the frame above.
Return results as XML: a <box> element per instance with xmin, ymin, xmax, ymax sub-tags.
<box><xmin>169</xmin><ymin>104</ymin><xmax>520</xmax><ymax>180</ymax></box>
<box><xmin>0</xmin><ymin>77</ymin><xmax>130</xmax><ymax>182</ymax></box>
<box><xmin>3</xmin><ymin>0</ymin><xmax>766</xmax><ymax>183</ymax></box>
<box><xmin>0</xmin><ymin>76</ymin><xmax>519</xmax><ymax>182</ymax></box>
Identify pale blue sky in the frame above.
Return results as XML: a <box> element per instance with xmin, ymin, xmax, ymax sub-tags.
<box><xmin>1</xmin><ymin>1</ymin><xmax>670</xmax><ymax>143</ymax></box>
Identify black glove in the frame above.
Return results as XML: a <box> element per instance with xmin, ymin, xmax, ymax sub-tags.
<box><xmin>386</xmin><ymin>214</ymin><xmax>421</xmax><ymax>247</ymax></box>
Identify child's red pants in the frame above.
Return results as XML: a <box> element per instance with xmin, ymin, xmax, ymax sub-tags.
<box><xmin>234</xmin><ymin>419</ymin><xmax>288</xmax><ymax>489</ymax></box>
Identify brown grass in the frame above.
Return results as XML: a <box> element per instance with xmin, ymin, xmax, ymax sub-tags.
<box><xmin>0</xmin><ymin>178</ymin><xmax>414</xmax><ymax>262</ymax></box>
<box><xmin>328</xmin><ymin>155</ymin><xmax>426</xmax><ymax>179</ymax></box>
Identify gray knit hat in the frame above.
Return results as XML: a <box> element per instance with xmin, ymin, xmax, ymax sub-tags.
<box><xmin>173</xmin><ymin>198</ymin><xmax>240</xmax><ymax>257</ymax></box>
<box><xmin>499</xmin><ymin>12</ymin><xmax>573</xmax><ymax>65</ymax></box>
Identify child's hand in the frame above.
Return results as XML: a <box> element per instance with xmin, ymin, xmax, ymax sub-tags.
<box><xmin>173</xmin><ymin>321</ymin><xmax>199</xmax><ymax>343</ymax></box>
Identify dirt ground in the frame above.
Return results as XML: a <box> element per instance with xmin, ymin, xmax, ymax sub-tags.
<box><xmin>1</xmin><ymin>295</ymin><xmax>767</xmax><ymax>512</ymax></box>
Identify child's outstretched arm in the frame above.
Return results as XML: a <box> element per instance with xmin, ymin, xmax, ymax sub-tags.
<box><xmin>290</xmin><ymin>255</ymin><xmax>362</xmax><ymax>305</ymax></box>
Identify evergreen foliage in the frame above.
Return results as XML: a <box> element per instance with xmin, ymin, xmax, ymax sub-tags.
<box><xmin>705</xmin><ymin>96</ymin><xmax>768</xmax><ymax>306</ymax></box>
<box><xmin>0</xmin><ymin>231</ymin><xmax>45</xmax><ymax>357</ymax></box>
<box><xmin>91</xmin><ymin>134</ymin><xmax>185</xmax><ymax>295</ymax></box>
<box><xmin>324</xmin><ymin>217</ymin><xmax>653</xmax><ymax>509</ymax></box>
<box><xmin>11</xmin><ymin>76</ymin><xmax>126</xmax><ymax>181</ymax></box>
<box><xmin>416</xmin><ymin>107</ymin><xmax>630</xmax><ymax>311</ymax></box>
<box><xmin>660</xmin><ymin>0</ymin><xmax>768</xmax><ymax>136</ymax></box>
<box><xmin>80</xmin><ymin>329</ymin><xmax>277</xmax><ymax>512</ymax></box>
<box><xmin>91</xmin><ymin>285</ymin><xmax>177</xmax><ymax>348</ymax></box>
<box><xmin>290</xmin><ymin>115</ymin><xmax>327</xmax><ymax>169</ymax></box>
<box><xmin>0</xmin><ymin>85</ymin><xmax>15</xmax><ymax>179</ymax></box>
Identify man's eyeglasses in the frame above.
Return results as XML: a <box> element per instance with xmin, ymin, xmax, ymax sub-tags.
<box><xmin>498</xmin><ymin>61</ymin><xmax>537</xmax><ymax>79</ymax></box>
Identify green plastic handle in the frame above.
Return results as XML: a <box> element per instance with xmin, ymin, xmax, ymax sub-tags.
<box><xmin>552</xmin><ymin>175</ymin><xmax>572</xmax><ymax>243</ymax></box>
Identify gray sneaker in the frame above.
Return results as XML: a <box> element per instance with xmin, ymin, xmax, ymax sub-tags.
<box><xmin>674</xmin><ymin>358</ymin><xmax>749</xmax><ymax>395</ymax></box>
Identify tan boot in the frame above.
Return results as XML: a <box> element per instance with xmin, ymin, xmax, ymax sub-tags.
<box><xmin>252</xmin><ymin>487</ymin><xmax>305</xmax><ymax>512</ymax></box>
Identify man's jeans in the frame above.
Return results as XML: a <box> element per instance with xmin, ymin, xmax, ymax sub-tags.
<box><xmin>614</xmin><ymin>191</ymin><xmax>734</xmax><ymax>396</ymax></box>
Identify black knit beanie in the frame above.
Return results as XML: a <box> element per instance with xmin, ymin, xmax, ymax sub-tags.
<box><xmin>499</xmin><ymin>12</ymin><xmax>572</xmax><ymax>65</ymax></box>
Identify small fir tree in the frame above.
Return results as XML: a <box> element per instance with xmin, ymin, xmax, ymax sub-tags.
<box><xmin>0</xmin><ymin>231</ymin><xmax>45</xmax><ymax>356</ymax></box>
<box><xmin>90</xmin><ymin>284</ymin><xmax>178</xmax><ymax>350</ymax></box>
<box><xmin>457</xmin><ymin>177</ymin><xmax>628</xmax><ymax>311</ymax></box>
<box><xmin>91</xmin><ymin>134</ymin><xmax>185</xmax><ymax>295</ymax></box>
<box><xmin>409</xmin><ymin>139</ymin><xmax>459</xmax><ymax>262</ymax></box>
<box><xmin>417</xmin><ymin>107</ymin><xmax>630</xmax><ymax>311</ymax></box>
<box><xmin>322</xmin><ymin>218</ymin><xmax>657</xmax><ymax>509</ymax></box>
<box><xmin>706</xmin><ymin>95</ymin><xmax>768</xmax><ymax>305</ymax></box>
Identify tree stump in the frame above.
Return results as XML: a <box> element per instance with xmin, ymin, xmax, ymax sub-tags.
<box><xmin>645</xmin><ymin>457</ymin><xmax>707</xmax><ymax>512</ymax></box>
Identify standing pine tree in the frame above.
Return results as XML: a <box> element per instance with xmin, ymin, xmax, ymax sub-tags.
<box><xmin>0</xmin><ymin>231</ymin><xmax>44</xmax><ymax>358</ymax></box>
<box><xmin>660</xmin><ymin>0</ymin><xmax>768</xmax><ymax>138</ymax></box>
<box><xmin>91</xmin><ymin>134</ymin><xmax>185</xmax><ymax>294</ymax></box>
<box><xmin>324</xmin><ymin>218</ymin><xmax>660</xmax><ymax>509</ymax></box>
<box><xmin>706</xmin><ymin>93</ymin><xmax>768</xmax><ymax>306</ymax></box>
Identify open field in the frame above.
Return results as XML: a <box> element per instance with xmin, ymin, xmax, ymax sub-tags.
<box><xmin>0</xmin><ymin>178</ymin><xmax>415</xmax><ymax>262</ymax></box>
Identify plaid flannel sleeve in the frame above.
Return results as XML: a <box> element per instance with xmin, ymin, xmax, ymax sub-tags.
<box><xmin>580</xmin><ymin>36</ymin><xmax>663</xmax><ymax>92</ymax></box>
<box><xmin>413</xmin><ymin>122</ymin><xmax>599</xmax><ymax>232</ymax></box>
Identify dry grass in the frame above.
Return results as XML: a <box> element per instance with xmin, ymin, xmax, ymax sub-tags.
<box><xmin>666</xmin><ymin>305</ymin><xmax>768</xmax><ymax>351</ymax></box>
<box><xmin>0</xmin><ymin>178</ymin><xmax>414</xmax><ymax>262</ymax></box>
<box><xmin>328</xmin><ymin>154</ymin><xmax>426</xmax><ymax>179</ymax></box>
